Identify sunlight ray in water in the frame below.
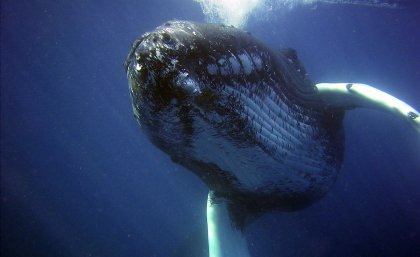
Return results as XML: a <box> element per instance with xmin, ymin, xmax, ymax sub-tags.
<box><xmin>194</xmin><ymin>0</ymin><xmax>400</xmax><ymax>28</ymax></box>
<box><xmin>193</xmin><ymin>0</ymin><xmax>262</xmax><ymax>29</ymax></box>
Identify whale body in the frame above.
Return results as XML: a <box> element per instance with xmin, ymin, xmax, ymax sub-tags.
<box><xmin>125</xmin><ymin>20</ymin><xmax>345</xmax><ymax>216</ymax></box>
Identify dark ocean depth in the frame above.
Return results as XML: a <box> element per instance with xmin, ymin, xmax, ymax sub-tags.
<box><xmin>1</xmin><ymin>1</ymin><xmax>420</xmax><ymax>256</ymax></box>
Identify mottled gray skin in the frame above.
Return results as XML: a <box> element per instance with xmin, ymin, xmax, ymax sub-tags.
<box><xmin>125</xmin><ymin>20</ymin><xmax>344</xmax><ymax>220</ymax></box>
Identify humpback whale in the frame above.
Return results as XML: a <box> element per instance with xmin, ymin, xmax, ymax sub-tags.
<box><xmin>124</xmin><ymin>20</ymin><xmax>419</xmax><ymax>257</ymax></box>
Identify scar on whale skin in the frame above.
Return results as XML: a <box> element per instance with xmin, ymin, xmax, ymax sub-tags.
<box><xmin>125</xmin><ymin>20</ymin><xmax>419</xmax><ymax>257</ymax></box>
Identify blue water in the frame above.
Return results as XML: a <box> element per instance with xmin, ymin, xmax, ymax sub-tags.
<box><xmin>1</xmin><ymin>1</ymin><xmax>419</xmax><ymax>256</ymax></box>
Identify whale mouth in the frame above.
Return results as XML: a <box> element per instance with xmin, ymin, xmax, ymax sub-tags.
<box><xmin>125</xmin><ymin>20</ymin><xmax>345</xmax><ymax>213</ymax></box>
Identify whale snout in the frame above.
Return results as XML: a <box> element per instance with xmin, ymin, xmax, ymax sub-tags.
<box><xmin>125</xmin><ymin>23</ymin><xmax>206</xmax><ymax>110</ymax></box>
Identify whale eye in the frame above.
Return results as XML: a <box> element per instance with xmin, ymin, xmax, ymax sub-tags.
<box><xmin>161</xmin><ymin>32</ymin><xmax>172</xmax><ymax>44</ymax></box>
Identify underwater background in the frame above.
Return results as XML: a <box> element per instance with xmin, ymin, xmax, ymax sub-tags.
<box><xmin>1</xmin><ymin>0</ymin><xmax>420</xmax><ymax>256</ymax></box>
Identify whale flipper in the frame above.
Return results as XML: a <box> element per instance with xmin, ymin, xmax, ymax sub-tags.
<box><xmin>315</xmin><ymin>83</ymin><xmax>420</xmax><ymax>133</ymax></box>
<box><xmin>207</xmin><ymin>192</ymin><xmax>250</xmax><ymax>257</ymax></box>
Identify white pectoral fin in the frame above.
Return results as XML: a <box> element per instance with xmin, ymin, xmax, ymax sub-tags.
<box><xmin>315</xmin><ymin>83</ymin><xmax>420</xmax><ymax>133</ymax></box>
<box><xmin>207</xmin><ymin>192</ymin><xmax>250</xmax><ymax>257</ymax></box>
